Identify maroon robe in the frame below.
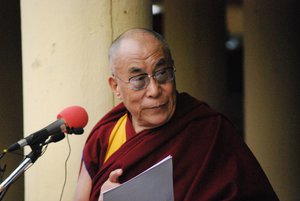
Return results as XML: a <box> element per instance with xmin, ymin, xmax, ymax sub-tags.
<box><xmin>83</xmin><ymin>92</ymin><xmax>279</xmax><ymax>201</ymax></box>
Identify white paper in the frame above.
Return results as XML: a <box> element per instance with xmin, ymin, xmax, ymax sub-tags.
<box><xmin>103</xmin><ymin>155</ymin><xmax>174</xmax><ymax>201</ymax></box>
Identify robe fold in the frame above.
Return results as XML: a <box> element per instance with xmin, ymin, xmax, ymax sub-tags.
<box><xmin>83</xmin><ymin>92</ymin><xmax>279</xmax><ymax>201</ymax></box>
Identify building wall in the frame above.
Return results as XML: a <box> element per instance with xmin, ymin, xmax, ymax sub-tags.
<box><xmin>1</xmin><ymin>1</ymin><xmax>299</xmax><ymax>200</ymax></box>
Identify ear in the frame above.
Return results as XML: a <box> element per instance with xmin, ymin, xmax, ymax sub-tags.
<box><xmin>108</xmin><ymin>76</ymin><xmax>121</xmax><ymax>98</ymax></box>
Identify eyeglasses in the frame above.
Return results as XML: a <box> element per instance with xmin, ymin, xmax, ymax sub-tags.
<box><xmin>114</xmin><ymin>67</ymin><xmax>176</xmax><ymax>91</ymax></box>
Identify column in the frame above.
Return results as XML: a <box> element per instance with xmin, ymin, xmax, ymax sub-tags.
<box><xmin>21</xmin><ymin>0</ymin><xmax>152</xmax><ymax>200</ymax></box>
<box><xmin>244</xmin><ymin>1</ymin><xmax>300</xmax><ymax>200</ymax></box>
<box><xmin>164</xmin><ymin>0</ymin><xmax>227</xmax><ymax>112</ymax></box>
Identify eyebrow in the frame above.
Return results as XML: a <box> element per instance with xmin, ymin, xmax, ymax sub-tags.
<box><xmin>127</xmin><ymin>58</ymin><xmax>168</xmax><ymax>74</ymax></box>
<box><xmin>156</xmin><ymin>58</ymin><xmax>167</xmax><ymax>67</ymax></box>
<box><xmin>128</xmin><ymin>67</ymin><xmax>144</xmax><ymax>74</ymax></box>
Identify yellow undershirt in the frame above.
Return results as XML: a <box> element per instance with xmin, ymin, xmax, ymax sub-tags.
<box><xmin>104</xmin><ymin>114</ymin><xmax>128</xmax><ymax>162</ymax></box>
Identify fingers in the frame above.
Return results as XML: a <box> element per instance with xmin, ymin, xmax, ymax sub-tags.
<box><xmin>98</xmin><ymin>169</ymin><xmax>123</xmax><ymax>201</ymax></box>
<box><xmin>109</xmin><ymin>169</ymin><xmax>123</xmax><ymax>183</ymax></box>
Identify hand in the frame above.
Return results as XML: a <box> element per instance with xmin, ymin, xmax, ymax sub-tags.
<box><xmin>98</xmin><ymin>169</ymin><xmax>123</xmax><ymax>201</ymax></box>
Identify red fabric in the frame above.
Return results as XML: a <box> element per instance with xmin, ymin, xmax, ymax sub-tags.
<box><xmin>83</xmin><ymin>92</ymin><xmax>279</xmax><ymax>201</ymax></box>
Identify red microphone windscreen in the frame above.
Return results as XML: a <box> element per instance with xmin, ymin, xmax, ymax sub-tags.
<box><xmin>57</xmin><ymin>106</ymin><xmax>88</xmax><ymax>128</ymax></box>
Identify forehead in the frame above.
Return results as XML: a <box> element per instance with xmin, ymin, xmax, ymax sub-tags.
<box><xmin>112</xmin><ymin>35</ymin><xmax>169</xmax><ymax>73</ymax></box>
<box><xmin>120</xmin><ymin>35</ymin><xmax>163</xmax><ymax>59</ymax></box>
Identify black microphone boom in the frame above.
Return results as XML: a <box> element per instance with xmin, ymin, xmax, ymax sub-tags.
<box><xmin>6</xmin><ymin>119</ymin><xmax>68</xmax><ymax>152</ymax></box>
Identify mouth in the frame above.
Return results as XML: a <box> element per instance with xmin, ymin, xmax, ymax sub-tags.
<box><xmin>150</xmin><ymin>103</ymin><xmax>167</xmax><ymax>109</ymax></box>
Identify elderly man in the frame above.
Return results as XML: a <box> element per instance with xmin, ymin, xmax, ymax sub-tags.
<box><xmin>73</xmin><ymin>28</ymin><xmax>278</xmax><ymax>201</ymax></box>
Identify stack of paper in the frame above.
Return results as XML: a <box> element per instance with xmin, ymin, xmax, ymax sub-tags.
<box><xmin>103</xmin><ymin>155</ymin><xmax>174</xmax><ymax>201</ymax></box>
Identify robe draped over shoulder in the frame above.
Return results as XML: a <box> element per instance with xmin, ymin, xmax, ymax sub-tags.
<box><xmin>83</xmin><ymin>92</ymin><xmax>279</xmax><ymax>201</ymax></box>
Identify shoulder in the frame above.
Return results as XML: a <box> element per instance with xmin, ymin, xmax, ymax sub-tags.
<box><xmin>174</xmin><ymin>92</ymin><xmax>242</xmax><ymax>143</ymax></box>
<box><xmin>174</xmin><ymin>92</ymin><xmax>221</xmax><ymax>121</ymax></box>
<box><xmin>86</xmin><ymin>103</ymin><xmax>128</xmax><ymax>143</ymax></box>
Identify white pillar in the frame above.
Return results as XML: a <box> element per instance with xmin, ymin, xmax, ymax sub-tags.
<box><xmin>21</xmin><ymin>0</ymin><xmax>151</xmax><ymax>200</ymax></box>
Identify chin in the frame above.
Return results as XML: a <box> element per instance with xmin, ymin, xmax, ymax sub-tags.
<box><xmin>142</xmin><ymin>115</ymin><xmax>171</xmax><ymax>128</ymax></box>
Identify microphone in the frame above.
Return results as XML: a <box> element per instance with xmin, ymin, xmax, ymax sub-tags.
<box><xmin>5</xmin><ymin>106</ymin><xmax>88</xmax><ymax>152</ymax></box>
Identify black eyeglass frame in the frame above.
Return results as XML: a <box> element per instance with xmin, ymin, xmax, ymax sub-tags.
<box><xmin>113</xmin><ymin>67</ymin><xmax>176</xmax><ymax>91</ymax></box>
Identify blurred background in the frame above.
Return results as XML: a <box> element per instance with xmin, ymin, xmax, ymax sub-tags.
<box><xmin>0</xmin><ymin>0</ymin><xmax>299</xmax><ymax>200</ymax></box>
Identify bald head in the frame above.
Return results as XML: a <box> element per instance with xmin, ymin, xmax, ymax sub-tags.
<box><xmin>108</xmin><ymin>28</ymin><xmax>172</xmax><ymax>73</ymax></box>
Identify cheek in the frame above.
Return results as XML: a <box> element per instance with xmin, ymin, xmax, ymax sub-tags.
<box><xmin>165</xmin><ymin>83</ymin><xmax>176</xmax><ymax>100</ymax></box>
<box><xmin>165</xmin><ymin>84</ymin><xmax>177</xmax><ymax>114</ymax></box>
<box><xmin>121</xmin><ymin>90</ymin><xmax>143</xmax><ymax>115</ymax></box>
<box><xmin>118</xmin><ymin>85</ymin><xmax>130</xmax><ymax>101</ymax></box>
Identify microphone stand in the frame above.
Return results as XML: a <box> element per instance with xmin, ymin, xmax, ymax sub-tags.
<box><xmin>0</xmin><ymin>144</ymin><xmax>43</xmax><ymax>200</ymax></box>
<box><xmin>0</xmin><ymin>128</ymin><xmax>83</xmax><ymax>200</ymax></box>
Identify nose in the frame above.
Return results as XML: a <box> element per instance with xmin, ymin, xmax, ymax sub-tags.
<box><xmin>145</xmin><ymin>77</ymin><xmax>161</xmax><ymax>98</ymax></box>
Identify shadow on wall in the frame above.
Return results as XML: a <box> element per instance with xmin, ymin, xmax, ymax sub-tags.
<box><xmin>0</xmin><ymin>0</ymin><xmax>24</xmax><ymax>200</ymax></box>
